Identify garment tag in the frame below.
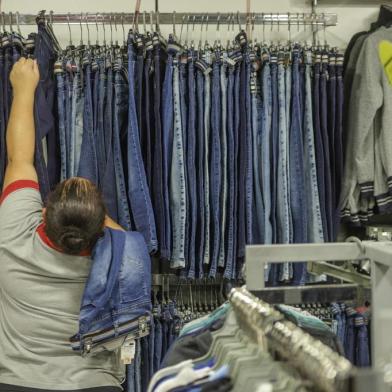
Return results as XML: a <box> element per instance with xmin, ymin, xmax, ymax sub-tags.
<box><xmin>121</xmin><ymin>340</ymin><xmax>135</xmax><ymax>364</ymax></box>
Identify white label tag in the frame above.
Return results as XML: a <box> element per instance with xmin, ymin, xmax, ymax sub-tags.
<box><xmin>121</xmin><ymin>340</ymin><xmax>136</xmax><ymax>364</ymax></box>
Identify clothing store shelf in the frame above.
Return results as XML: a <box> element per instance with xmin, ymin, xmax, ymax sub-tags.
<box><xmin>7</xmin><ymin>11</ymin><xmax>337</xmax><ymax>27</ymax></box>
<box><xmin>251</xmin><ymin>283</ymin><xmax>370</xmax><ymax>305</ymax></box>
<box><xmin>245</xmin><ymin>240</ymin><xmax>392</xmax><ymax>377</ymax></box>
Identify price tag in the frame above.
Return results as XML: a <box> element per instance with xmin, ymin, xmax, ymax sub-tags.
<box><xmin>121</xmin><ymin>340</ymin><xmax>136</xmax><ymax>364</ymax></box>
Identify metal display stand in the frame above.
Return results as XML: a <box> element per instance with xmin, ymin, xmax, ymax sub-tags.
<box><xmin>245</xmin><ymin>240</ymin><xmax>392</xmax><ymax>389</ymax></box>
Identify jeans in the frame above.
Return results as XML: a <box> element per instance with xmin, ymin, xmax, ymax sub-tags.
<box><xmin>71</xmin><ymin>70</ymin><xmax>84</xmax><ymax>178</ymax></box>
<box><xmin>356</xmin><ymin>316</ymin><xmax>370</xmax><ymax>367</ymax></box>
<box><xmin>143</xmin><ymin>50</ymin><xmax>153</xmax><ymax>189</ymax></box>
<box><xmin>96</xmin><ymin>60</ymin><xmax>107</xmax><ymax>185</ymax></box>
<box><xmin>224</xmin><ymin>64</ymin><xmax>236</xmax><ymax>279</ymax></box>
<box><xmin>113</xmin><ymin>66</ymin><xmax>132</xmax><ymax>230</ymax></box>
<box><xmin>289</xmin><ymin>49</ymin><xmax>307</xmax><ymax>286</ymax></box>
<box><xmin>320</xmin><ymin>60</ymin><xmax>333</xmax><ymax>241</ymax></box>
<box><xmin>313</xmin><ymin>60</ymin><xmax>328</xmax><ymax>241</ymax></box>
<box><xmin>277</xmin><ymin>62</ymin><xmax>291</xmax><ymax>282</ymax></box>
<box><xmin>161</xmin><ymin>53</ymin><xmax>175</xmax><ymax>260</ymax></box>
<box><xmin>203</xmin><ymin>52</ymin><xmax>212</xmax><ymax>267</ymax></box>
<box><xmin>140</xmin><ymin>337</ymin><xmax>149</xmax><ymax>392</ymax></box>
<box><xmin>187</xmin><ymin>55</ymin><xmax>197</xmax><ymax>278</ymax></box>
<box><xmin>56</xmin><ymin>71</ymin><xmax>67</xmax><ymax>182</ymax></box>
<box><xmin>152</xmin><ymin>40</ymin><xmax>166</xmax><ymax>259</ymax></box>
<box><xmin>78</xmin><ymin>61</ymin><xmax>99</xmax><ymax>185</ymax></box>
<box><xmin>34</xmin><ymin>21</ymin><xmax>58</xmax><ymax>201</ymax></box>
<box><xmin>195</xmin><ymin>66</ymin><xmax>205</xmax><ymax>278</ymax></box>
<box><xmin>209</xmin><ymin>57</ymin><xmax>222</xmax><ymax>277</ymax></box>
<box><xmin>304</xmin><ymin>59</ymin><xmax>324</xmax><ymax>243</ymax></box>
<box><xmin>170</xmin><ymin>62</ymin><xmax>187</xmax><ymax>269</ymax></box>
<box><xmin>218</xmin><ymin>59</ymin><xmax>228</xmax><ymax>268</ymax></box>
<box><xmin>345</xmin><ymin>312</ymin><xmax>356</xmax><ymax>363</ymax></box>
<box><xmin>127</xmin><ymin>43</ymin><xmax>157</xmax><ymax>253</ymax></box>
<box><xmin>261</xmin><ymin>60</ymin><xmax>273</xmax><ymax>281</ymax></box>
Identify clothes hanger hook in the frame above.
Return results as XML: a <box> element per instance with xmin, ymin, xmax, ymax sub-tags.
<box><xmin>113</xmin><ymin>13</ymin><xmax>118</xmax><ymax>45</ymax></box>
<box><xmin>172</xmin><ymin>11</ymin><xmax>176</xmax><ymax>37</ymax></box>
<box><xmin>288</xmin><ymin>12</ymin><xmax>291</xmax><ymax>44</ymax></box>
<box><xmin>85</xmin><ymin>13</ymin><xmax>91</xmax><ymax>47</ymax></box>
<box><xmin>156</xmin><ymin>10</ymin><xmax>161</xmax><ymax>33</ymax></box>
<box><xmin>79</xmin><ymin>12</ymin><xmax>83</xmax><ymax>46</ymax></box>
<box><xmin>16</xmin><ymin>11</ymin><xmax>22</xmax><ymax>35</ymax></box>
<box><xmin>95</xmin><ymin>13</ymin><xmax>99</xmax><ymax>46</ymax></box>
<box><xmin>8</xmin><ymin>11</ymin><xmax>13</xmax><ymax>33</ymax></box>
<box><xmin>237</xmin><ymin>10</ymin><xmax>241</xmax><ymax>31</ymax></box>
<box><xmin>109</xmin><ymin>13</ymin><xmax>113</xmax><ymax>45</ymax></box>
<box><xmin>150</xmin><ymin>11</ymin><xmax>154</xmax><ymax>33</ymax></box>
<box><xmin>180</xmin><ymin>14</ymin><xmax>185</xmax><ymax>43</ymax></box>
<box><xmin>101</xmin><ymin>15</ymin><xmax>106</xmax><ymax>46</ymax></box>
<box><xmin>143</xmin><ymin>11</ymin><xmax>147</xmax><ymax>34</ymax></box>
<box><xmin>67</xmin><ymin>12</ymin><xmax>73</xmax><ymax>46</ymax></box>
<box><xmin>121</xmin><ymin>13</ymin><xmax>126</xmax><ymax>45</ymax></box>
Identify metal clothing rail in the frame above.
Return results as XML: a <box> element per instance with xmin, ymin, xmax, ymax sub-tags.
<box><xmin>3</xmin><ymin>11</ymin><xmax>338</xmax><ymax>27</ymax></box>
<box><xmin>245</xmin><ymin>240</ymin><xmax>392</xmax><ymax>374</ymax></box>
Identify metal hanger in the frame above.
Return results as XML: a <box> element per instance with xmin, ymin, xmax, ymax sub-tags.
<box><xmin>15</xmin><ymin>12</ymin><xmax>22</xmax><ymax>36</ymax></box>
<box><xmin>113</xmin><ymin>14</ymin><xmax>119</xmax><ymax>47</ymax></box>
<box><xmin>142</xmin><ymin>11</ymin><xmax>147</xmax><ymax>35</ymax></box>
<box><xmin>67</xmin><ymin>13</ymin><xmax>73</xmax><ymax>48</ymax></box>
<box><xmin>101</xmin><ymin>15</ymin><xmax>107</xmax><ymax>47</ymax></box>
<box><xmin>121</xmin><ymin>13</ymin><xmax>126</xmax><ymax>46</ymax></box>
<box><xmin>85</xmin><ymin>13</ymin><xmax>91</xmax><ymax>48</ymax></box>
<box><xmin>95</xmin><ymin>13</ymin><xmax>99</xmax><ymax>46</ymax></box>
<box><xmin>198</xmin><ymin>15</ymin><xmax>204</xmax><ymax>51</ymax></box>
<box><xmin>190</xmin><ymin>15</ymin><xmax>196</xmax><ymax>48</ymax></box>
<box><xmin>237</xmin><ymin>10</ymin><xmax>241</xmax><ymax>32</ymax></box>
<box><xmin>8</xmin><ymin>11</ymin><xmax>13</xmax><ymax>33</ymax></box>
<box><xmin>109</xmin><ymin>13</ymin><xmax>113</xmax><ymax>46</ymax></box>
<box><xmin>79</xmin><ymin>12</ymin><xmax>83</xmax><ymax>46</ymax></box>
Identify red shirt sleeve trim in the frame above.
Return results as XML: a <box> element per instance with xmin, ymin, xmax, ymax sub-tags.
<box><xmin>0</xmin><ymin>180</ymin><xmax>40</xmax><ymax>205</ymax></box>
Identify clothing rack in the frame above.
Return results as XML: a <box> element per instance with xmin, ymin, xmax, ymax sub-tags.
<box><xmin>245</xmin><ymin>240</ymin><xmax>392</xmax><ymax>390</ymax></box>
<box><xmin>229</xmin><ymin>287</ymin><xmax>352</xmax><ymax>392</ymax></box>
<box><xmin>4</xmin><ymin>11</ymin><xmax>337</xmax><ymax>27</ymax></box>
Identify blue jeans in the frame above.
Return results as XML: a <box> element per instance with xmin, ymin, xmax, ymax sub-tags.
<box><xmin>78</xmin><ymin>62</ymin><xmax>99</xmax><ymax>185</ymax></box>
<box><xmin>289</xmin><ymin>50</ymin><xmax>307</xmax><ymax>286</ymax></box>
<box><xmin>127</xmin><ymin>43</ymin><xmax>157</xmax><ymax>253</ymax></box>
<box><xmin>224</xmin><ymin>64</ymin><xmax>236</xmax><ymax>279</ymax></box>
<box><xmin>209</xmin><ymin>58</ymin><xmax>222</xmax><ymax>277</ymax></box>
<box><xmin>153</xmin><ymin>312</ymin><xmax>163</xmax><ymax>372</ymax></box>
<box><xmin>152</xmin><ymin>41</ymin><xmax>166</xmax><ymax>259</ymax></box>
<box><xmin>345</xmin><ymin>314</ymin><xmax>356</xmax><ymax>363</ymax></box>
<box><xmin>202</xmin><ymin>52</ymin><xmax>212</xmax><ymax>267</ymax></box>
<box><xmin>0</xmin><ymin>50</ymin><xmax>5</xmax><ymax>190</ymax></box>
<box><xmin>56</xmin><ymin>71</ymin><xmax>67</xmax><ymax>182</ymax></box>
<box><xmin>356</xmin><ymin>316</ymin><xmax>370</xmax><ymax>367</ymax></box>
<box><xmin>170</xmin><ymin>62</ymin><xmax>187</xmax><ymax>269</ymax></box>
<box><xmin>33</xmin><ymin>21</ymin><xmax>58</xmax><ymax>200</ymax></box>
<box><xmin>320</xmin><ymin>60</ymin><xmax>333</xmax><ymax>241</ymax></box>
<box><xmin>96</xmin><ymin>60</ymin><xmax>107</xmax><ymax>185</ymax></box>
<box><xmin>187</xmin><ymin>56</ymin><xmax>198</xmax><ymax>278</ymax></box>
<box><xmin>113</xmin><ymin>66</ymin><xmax>132</xmax><ymax>230</ymax></box>
<box><xmin>161</xmin><ymin>53</ymin><xmax>175</xmax><ymax>260</ymax></box>
<box><xmin>304</xmin><ymin>58</ymin><xmax>324</xmax><ymax>243</ymax></box>
<box><xmin>195</xmin><ymin>66</ymin><xmax>205</xmax><ymax>278</ymax></box>
<box><xmin>218</xmin><ymin>59</ymin><xmax>228</xmax><ymax>269</ymax></box>
<box><xmin>277</xmin><ymin>63</ymin><xmax>291</xmax><ymax>282</ymax></box>
<box><xmin>71</xmin><ymin>71</ymin><xmax>84</xmax><ymax>178</ymax></box>
<box><xmin>313</xmin><ymin>60</ymin><xmax>328</xmax><ymax>241</ymax></box>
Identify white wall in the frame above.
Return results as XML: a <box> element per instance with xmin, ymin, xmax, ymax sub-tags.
<box><xmin>4</xmin><ymin>0</ymin><xmax>385</xmax><ymax>48</ymax></box>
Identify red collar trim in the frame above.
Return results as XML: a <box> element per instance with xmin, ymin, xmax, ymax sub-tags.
<box><xmin>36</xmin><ymin>223</ymin><xmax>91</xmax><ymax>257</ymax></box>
<box><xmin>0</xmin><ymin>180</ymin><xmax>40</xmax><ymax>205</ymax></box>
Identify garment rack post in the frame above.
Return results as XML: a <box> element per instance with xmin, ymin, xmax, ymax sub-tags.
<box><xmin>245</xmin><ymin>241</ymin><xmax>392</xmax><ymax>375</ymax></box>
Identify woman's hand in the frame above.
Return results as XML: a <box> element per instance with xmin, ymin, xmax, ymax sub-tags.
<box><xmin>10</xmin><ymin>57</ymin><xmax>40</xmax><ymax>97</ymax></box>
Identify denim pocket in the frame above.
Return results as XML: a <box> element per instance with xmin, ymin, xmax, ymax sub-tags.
<box><xmin>119</xmin><ymin>254</ymin><xmax>148</xmax><ymax>303</ymax></box>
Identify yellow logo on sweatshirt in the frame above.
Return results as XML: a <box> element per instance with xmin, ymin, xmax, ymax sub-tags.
<box><xmin>379</xmin><ymin>40</ymin><xmax>392</xmax><ymax>85</ymax></box>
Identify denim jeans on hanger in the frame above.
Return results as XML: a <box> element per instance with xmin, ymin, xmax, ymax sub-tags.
<box><xmin>3</xmin><ymin>46</ymin><xmax>12</xmax><ymax>127</ymax></box>
<box><xmin>251</xmin><ymin>77</ymin><xmax>264</xmax><ymax>246</ymax></box>
<box><xmin>355</xmin><ymin>315</ymin><xmax>370</xmax><ymax>367</ymax></box>
<box><xmin>102</xmin><ymin>64</ymin><xmax>119</xmax><ymax>222</ymax></box>
<box><xmin>161</xmin><ymin>50</ymin><xmax>175</xmax><ymax>260</ymax></box>
<box><xmin>304</xmin><ymin>55</ymin><xmax>324</xmax><ymax>243</ymax></box>
<box><xmin>245</xmin><ymin>51</ymin><xmax>254</xmax><ymax>249</ymax></box>
<box><xmin>78</xmin><ymin>59</ymin><xmax>99</xmax><ymax>185</ymax></box>
<box><xmin>127</xmin><ymin>41</ymin><xmax>157</xmax><ymax>253</ymax></box>
<box><xmin>113</xmin><ymin>62</ymin><xmax>132</xmax><ymax>230</ymax></box>
<box><xmin>320</xmin><ymin>58</ymin><xmax>333</xmax><ymax>242</ymax></box>
<box><xmin>134</xmin><ymin>34</ymin><xmax>144</xmax><ymax>143</ymax></box>
<box><xmin>327</xmin><ymin>55</ymin><xmax>337</xmax><ymax>239</ymax></box>
<box><xmin>277</xmin><ymin>60</ymin><xmax>291</xmax><ymax>282</ymax></box>
<box><xmin>218</xmin><ymin>55</ymin><xmax>228</xmax><ymax>269</ymax></box>
<box><xmin>55</xmin><ymin>68</ymin><xmax>67</xmax><ymax>182</ymax></box>
<box><xmin>148</xmin><ymin>315</ymin><xmax>155</xmax><ymax>380</ymax></box>
<box><xmin>153</xmin><ymin>306</ymin><xmax>163</xmax><ymax>372</ymax></box>
<box><xmin>313</xmin><ymin>59</ymin><xmax>328</xmax><ymax>241</ymax></box>
<box><xmin>34</xmin><ymin>20</ymin><xmax>59</xmax><ymax>200</ymax></box>
<box><xmin>140</xmin><ymin>336</ymin><xmax>150</xmax><ymax>392</ymax></box>
<box><xmin>195</xmin><ymin>64</ymin><xmax>205</xmax><ymax>278</ymax></box>
<box><xmin>170</xmin><ymin>60</ymin><xmax>187</xmax><ymax>269</ymax></box>
<box><xmin>187</xmin><ymin>53</ymin><xmax>198</xmax><ymax>279</ymax></box>
<box><xmin>209</xmin><ymin>53</ymin><xmax>222</xmax><ymax>278</ymax></box>
<box><xmin>289</xmin><ymin>48</ymin><xmax>307</xmax><ymax>286</ymax></box>
<box><xmin>152</xmin><ymin>36</ymin><xmax>167</xmax><ymax>259</ymax></box>
<box><xmin>269</xmin><ymin>57</ymin><xmax>279</xmax><ymax>285</ymax></box>
<box><xmin>261</xmin><ymin>58</ymin><xmax>273</xmax><ymax>282</ymax></box>
<box><xmin>96</xmin><ymin>59</ymin><xmax>107</xmax><ymax>185</ymax></box>
<box><xmin>202</xmin><ymin>51</ymin><xmax>212</xmax><ymax>267</ymax></box>
<box><xmin>224</xmin><ymin>63</ymin><xmax>236</xmax><ymax>279</ymax></box>
<box><xmin>344</xmin><ymin>307</ymin><xmax>357</xmax><ymax>363</ymax></box>
<box><xmin>65</xmin><ymin>67</ymin><xmax>73</xmax><ymax>179</ymax></box>
<box><xmin>135</xmin><ymin>339</ymin><xmax>142</xmax><ymax>392</ymax></box>
<box><xmin>338</xmin><ymin>303</ymin><xmax>347</xmax><ymax>349</ymax></box>
<box><xmin>237</xmin><ymin>54</ymin><xmax>247</xmax><ymax>261</ymax></box>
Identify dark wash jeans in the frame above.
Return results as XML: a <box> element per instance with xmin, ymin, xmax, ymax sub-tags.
<box><xmin>34</xmin><ymin>21</ymin><xmax>59</xmax><ymax>201</ymax></box>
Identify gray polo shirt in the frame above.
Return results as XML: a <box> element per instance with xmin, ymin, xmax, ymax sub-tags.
<box><xmin>0</xmin><ymin>180</ymin><xmax>124</xmax><ymax>390</ymax></box>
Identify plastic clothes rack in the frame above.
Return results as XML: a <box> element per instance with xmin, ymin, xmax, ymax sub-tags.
<box><xmin>245</xmin><ymin>241</ymin><xmax>392</xmax><ymax>374</ymax></box>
